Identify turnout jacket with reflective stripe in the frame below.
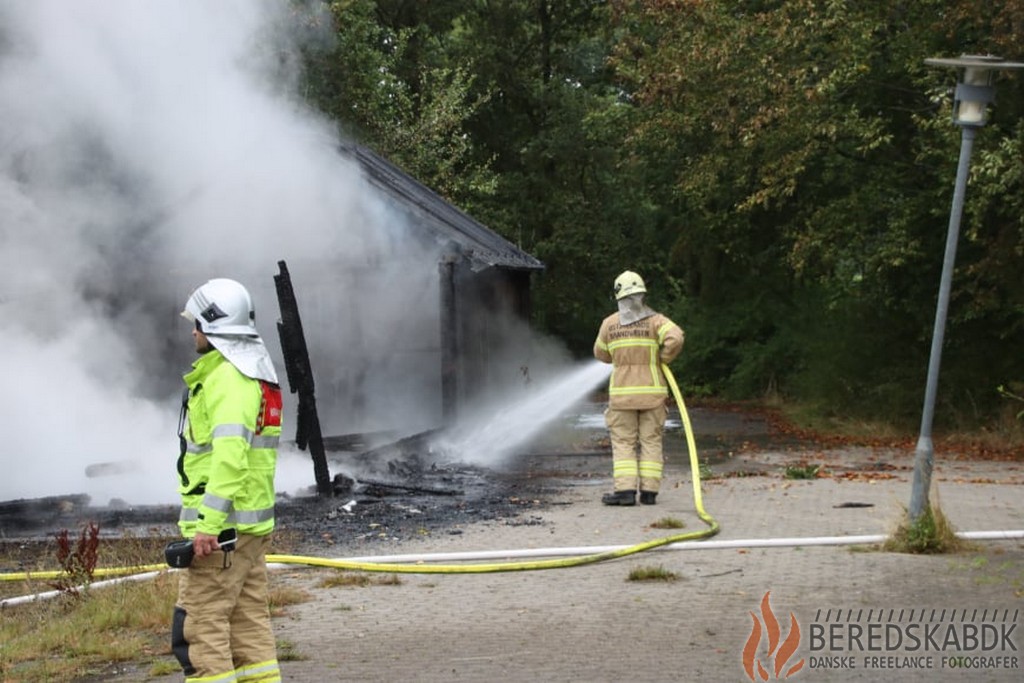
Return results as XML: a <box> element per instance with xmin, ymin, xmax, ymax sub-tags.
<box><xmin>179</xmin><ymin>350</ymin><xmax>279</xmax><ymax>538</ymax></box>
<box><xmin>593</xmin><ymin>312</ymin><xmax>684</xmax><ymax>410</ymax></box>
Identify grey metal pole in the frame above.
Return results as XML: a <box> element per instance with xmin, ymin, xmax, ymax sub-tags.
<box><xmin>908</xmin><ymin>125</ymin><xmax>977</xmax><ymax>520</ymax></box>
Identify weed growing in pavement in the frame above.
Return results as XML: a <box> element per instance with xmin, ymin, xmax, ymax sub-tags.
<box><xmin>846</xmin><ymin>544</ymin><xmax>881</xmax><ymax>553</ymax></box>
<box><xmin>883</xmin><ymin>501</ymin><xmax>971</xmax><ymax>554</ymax></box>
<box><xmin>320</xmin><ymin>571</ymin><xmax>404</xmax><ymax>588</ymax></box>
<box><xmin>276</xmin><ymin>638</ymin><xmax>306</xmax><ymax>662</ymax></box>
<box><xmin>269</xmin><ymin>583</ymin><xmax>312</xmax><ymax>617</ymax></box>
<box><xmin>627</xmin><ymin>565</ymin><xmax>680</xmax><ymax>582</ymax></box>
<box><xmin>149</xmin><ymin>658</ymin><xmax>182</xmax><ymax>676</ymax></box>
<box><xmin>946</xmin><ymin>553</ymin><xmax>1024</xmax><ymax>594</ymax></box>
<box><xmin>783</xmin><ymin>463</ymin><xmax>820</xmax><ymax>480</ymax></box>
<box><xmin>650</xmin><ymin>517</ymin><xmax>686</xmax><ymax>530</ymax></box>
<box><xmin>699</xmin><ymin>460</ymin><xmax>717</xmax><ymax>480</ymax></box>
<box><xmin>722</xmin><ymin>469</ymin><xmax>764</xmax><ymax>478</ymax></box>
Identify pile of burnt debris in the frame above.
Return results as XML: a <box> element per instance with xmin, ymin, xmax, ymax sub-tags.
<box><xmin>0</xmin><ymin>494</ymin><xmax>178</xmax><ymax>538</ymax></box>
<box><xmin>0</xmin><ymin>429</ymin><xmax>556</xmax><ymax>556</ymax></box>
<box><xmin>275</xmin><ymin>428</ymin><xmax>556</xmax><ymax>552</ymax></box>
<box><xmin>0</xmin><ymin>263</ymin><xmax>570</xmax><ymax>552</ymax></box>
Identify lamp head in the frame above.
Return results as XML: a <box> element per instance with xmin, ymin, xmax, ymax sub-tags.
<box><xmin>924</xmin><ymin>54</ymin><xmax>1024</xmax><ymax>127</ymax></box>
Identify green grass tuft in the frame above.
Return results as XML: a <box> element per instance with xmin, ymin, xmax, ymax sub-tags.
<box><xmin>883</xmin><ymin>502</ymin><xmax>971</xmax><ymax>554</ymax></box>
<box><xmin>627</xmin><ymin>565</ymin><xmax>680</xmax><ymax>582</ymax></box>
<box><xmin>649</xmin><ymin>517</ymin><xmax>686</xmax><ymax>530</ymax></box>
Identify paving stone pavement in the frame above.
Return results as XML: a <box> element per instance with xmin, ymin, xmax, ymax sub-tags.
<box><xmin>270</xmin><ymin>449</ymin><xmax>1023</xmax><ymax>683</ymax></box>
<box><xmin>112</xmin><ymin>435</ymin><xmax>1024</xmax><ymax>683</ymax></box>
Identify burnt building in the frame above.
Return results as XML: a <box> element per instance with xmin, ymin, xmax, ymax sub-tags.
<box><xmin>279</xmin><ymin>143</ymin><xmax>545</xmax><ymax>444</ymax></box>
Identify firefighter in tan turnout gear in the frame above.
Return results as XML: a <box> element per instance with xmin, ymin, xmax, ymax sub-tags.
<box><xmin>173</xmin><ymin>278</ymin><xmax>283</xmax><ymax>683</ymax></box>
<box><xmin>594</xmin><ymin>271</ymin><xmax>684</xmax><ymax>506</ymax></box>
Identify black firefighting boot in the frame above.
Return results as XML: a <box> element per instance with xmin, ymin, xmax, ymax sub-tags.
<box><xmin>639</xmin><ymin>491</ymin><xmax>658</xmax><ymax>505</ymax></box>
<box><xmin>601</xmin><ymin>490</ymin><xmax>636</xmax><ymax>506</ymax></box>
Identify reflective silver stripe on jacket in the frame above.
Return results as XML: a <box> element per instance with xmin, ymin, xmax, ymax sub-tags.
<box><xmin>202</xmin><ymin>492</ymin><xmax>233</xmax><ymax>513</ymax></box>
<box><xmin>252</xmin><ymin>434</ymin><xmax>279</xmax><ymax>449</ymax></box>
<box><xmin>178</xmin><ymin>506</ymin><xmax>275</xmax><ymax>524</ymax></box>
<box><xmin>209</xmin><ymin>423</ymin><xmax>280</xmax><ymax>449</ymax></box>
<box><xmin>187</xmin><ymin>428</ymin><xmax>276</xmax><ymax>454</ymax></box>
<box><xmin>212</xmin><ymin>423</ymin><xmax>252</xmax><ymax>441</ymax></box>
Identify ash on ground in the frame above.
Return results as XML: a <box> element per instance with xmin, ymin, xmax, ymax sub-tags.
<box><xmin>0</xmin><ymin>405</ymin><xmax>783</xmax><ymax>557</ymax></box>
<box><xmin>276</xmin><ymin>431</ymin><xmax>564</xmax><ymax>555</ymax></box>
<box><xmin>0</xmin><ymin>432</ymin><xmax>571</xmax><ymax>557</ymax></box>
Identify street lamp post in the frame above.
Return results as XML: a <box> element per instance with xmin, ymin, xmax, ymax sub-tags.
<box><xmin>909</xmin><ymin>55</ymin><xmax>1024</xmax><ymax>521</ymax></box>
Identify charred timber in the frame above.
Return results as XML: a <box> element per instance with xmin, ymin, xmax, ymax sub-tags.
<box><xmin>331</xmin><ymin>473</ymin><xmax>461</xmax><ymax>498</ymax></box>
<box><xmin>274</xmin><ymin>260</ymin><xmax>332</xmax><ymax>496</ymax></box>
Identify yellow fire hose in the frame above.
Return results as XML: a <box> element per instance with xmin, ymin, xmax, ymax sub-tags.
<box><xmin>1</xmin><ymin>363</ymin><xmax>718</xmax><ymax>581</ymax></box>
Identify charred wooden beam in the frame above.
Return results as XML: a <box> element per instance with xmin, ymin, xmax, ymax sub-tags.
<box><xmin>274</xmin><ymin>260</ymin><xmax>332</xmax><ymax>497</ymax></box>
<box><xmin>359</xmin><ymin>480</ymin><xmax>463</xmax><ymax>497</ymax></box>
<box><xmin>331</xmin><ymin>471</ymin><xmax>461</xmax><ymax>497</ymax></box>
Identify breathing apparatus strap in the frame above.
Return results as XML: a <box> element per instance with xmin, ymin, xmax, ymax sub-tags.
<box><xmin>177</xmin><ymin>387</ymin><xmax>190</xmax><ymax>458</ymax></box>
<box><xmin>176</xmin><ymin>386</ymin><xmax>192</xmax><ymax>488</ymax></box>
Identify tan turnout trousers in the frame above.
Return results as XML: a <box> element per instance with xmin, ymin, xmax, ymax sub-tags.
<box><xmin>172</xmin><ymin>534</ymin><xmax>280</xmax><ymax>683</ymax></box>
<box><xmin>606</xmin><ymin>402</ymin><xmax>668</xmax><ymax>493</ymax></box>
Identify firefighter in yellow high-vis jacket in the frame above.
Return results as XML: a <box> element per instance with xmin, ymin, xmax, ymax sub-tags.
<box><xmin>174</xmin><ymin>278</ymin><xmax>283</xmax><ymax>683</ymax></box>
<box><xmin>594</xmin><ymin>271</ymin><xmax>684</xmax><ymax>506</ymax></box>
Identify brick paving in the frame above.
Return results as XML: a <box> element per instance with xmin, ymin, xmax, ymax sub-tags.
<box><xmin>263</xmin><ymin>460</ymin><xmax>1023</xmax><ymax>683</ymax></box>
<box><xmin>111</xmin><ymin>418</ymin><xmax>1024</xmax><ymax>683</ymax></box>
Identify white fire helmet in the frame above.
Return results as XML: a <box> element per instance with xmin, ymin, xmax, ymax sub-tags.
<box><xmin>181</xmin><ymin>278</ymin><xmax>258</xmax><ymax>336</ymax></box>
<box><xmin>181</xmin><ymin>278</ymin><xmax>279</xmax><ymax>384</ymax></box>
<box><xmin>613</xmin><ymin>271</ymin><xmax>646</xmax><ymax>300</ymax></box>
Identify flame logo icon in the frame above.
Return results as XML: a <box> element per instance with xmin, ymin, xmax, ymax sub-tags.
<box><xmin>742</xmin><ymin>591</ymin><xmax>805</xmax><ymax>681</ymax></box>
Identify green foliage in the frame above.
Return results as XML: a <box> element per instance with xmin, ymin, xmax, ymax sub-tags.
<box><xmin>783</xmin><ymin>463</ymin><xmax>820</xmax><ymax>480</ymax></box>
<box><xmin>998</xmin><ymin>383</ymin><xmax>1024</xmax><ymax>420</ymax></box>
<box><xmin>302</xmin><ymin>0</ymin><xmax>496</xmax><ymax>206</ymax></box>
<box><xmin>884</xmin><ymin>503</ymin><xmax>968</xmax><ymax>555</ymax></box>
<box><xmin>297</xmin><ymin>0</ymin><xmax>1024</xmax><ymax>429</ymax></box>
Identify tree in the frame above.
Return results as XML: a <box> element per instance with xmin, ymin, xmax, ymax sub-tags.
<box><xmin>301</xmin><ymin>0</ymin><xmax>496</xmax><ymax>205</ymax></box>
<box><xmin>299</xmin><ymin>0</ymin><xmax>1024</xmax><ymax>428</ymax></box>
<box><xmin>608</xmin><ymin>0</ymin><xmax>1024</xmax><ymax>423</ymax></box>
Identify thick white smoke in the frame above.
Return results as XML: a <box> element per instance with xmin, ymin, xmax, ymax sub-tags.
<box><xmin>0</xmin><ymin>1</ymin><xmax>436</xmax><ymax>505</ymax></box>
<box><xmin>0</xmin><ymin>1</ymin><xmax>595</xmax><ymax>510</ymax></box>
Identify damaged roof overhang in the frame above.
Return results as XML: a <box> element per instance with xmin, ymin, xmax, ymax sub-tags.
<box><xmin>345</xmin><ymin>142</ymin><xmax>545</xmax><ymax>273</ymax></box>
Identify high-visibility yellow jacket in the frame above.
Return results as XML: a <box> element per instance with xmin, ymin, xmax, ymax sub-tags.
<box><xmin>178</xmin><ymin>350</ymin><xmax>281</xmax><ymax>538</ymax></box>
<box><xmin>594</xmin><ymin>312</ymin><xmax>684</xmax><ymax>410</ymax></box>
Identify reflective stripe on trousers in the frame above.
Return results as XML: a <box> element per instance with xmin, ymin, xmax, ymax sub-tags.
<box><xmin>605</xmin><ymin>403</ymin><xmax>667</xmax><ymax>492</ymax></box>
<box><xmin>173</xmin><ymin>534</ymin><xmax>279</xmax><ymax>682</ymax></box>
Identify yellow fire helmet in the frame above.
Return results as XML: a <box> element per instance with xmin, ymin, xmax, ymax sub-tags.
<box><xmin>613</xmin><ymin>271</ymin><xmax>646</xmax><ymax>300</ymax></box>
